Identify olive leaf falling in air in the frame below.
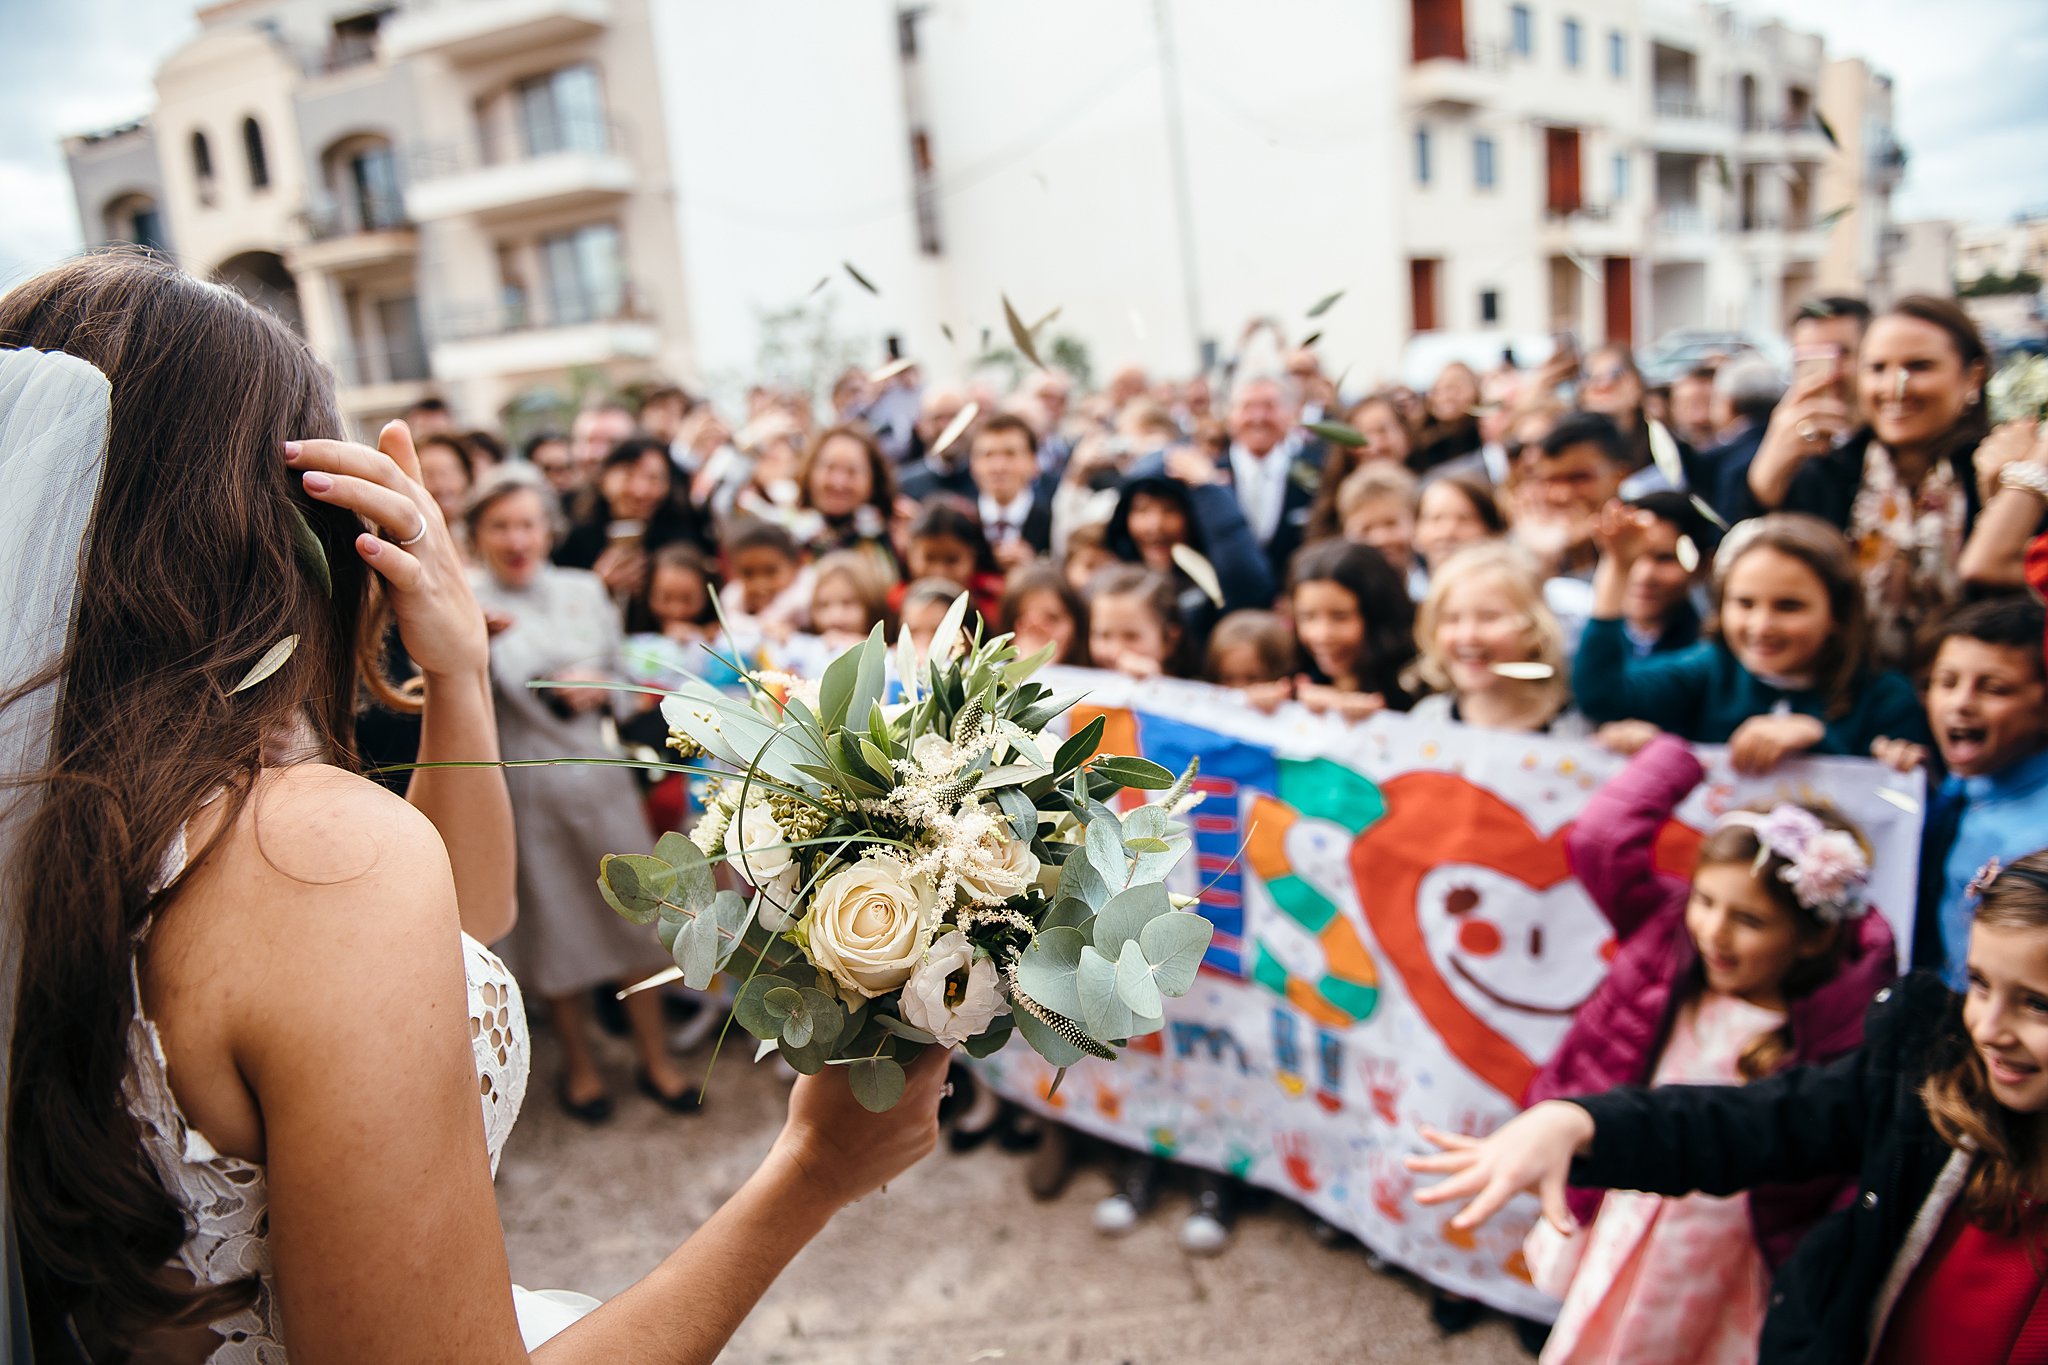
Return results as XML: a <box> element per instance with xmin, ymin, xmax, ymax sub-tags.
<box><xmin>1814</xmin><ymin>205</ymin><xmax>1852</xmax><ymax>232</ymax></box>
<box><xmin>1305</xmin><ymin>420</ymin><xmax>1367</xmax><ymax>448</ymax></box>
<box><xmin>843</xmin><ymin>261</ymin><xmax>880</xmax><ymax>294</ymax></box>
<box><xmin>1002</xmin><ymin>294</ymin><xmax>1046</xmax><ymax>369</ymax></box>
<box><xmin>807</xmin><ymin>275</ymin><xmax>830</xmax><ymax>297</ymax></box>
<box><xmin>1306</xmin><ymin>289</ymin><xmax>1345</xmax><ymax>319</ymax></box>
<box><xmin>1813</xmin><ymin>109</ymin><xmax>1840</xmax><ymax>149</ymax></box>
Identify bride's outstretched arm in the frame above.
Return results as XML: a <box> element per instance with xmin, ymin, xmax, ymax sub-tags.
<box><xmin>238</xmin><ymin>771</ymin><xmax>941</xmax><ymax>1364</ymax></box>
<box><xmin>292</xmin><ymin>424</ymin><xmax>517</xmax><ymax>943</ymax></box>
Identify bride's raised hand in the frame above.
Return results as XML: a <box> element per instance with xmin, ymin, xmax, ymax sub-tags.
<box><xmin>1404</xmin><ymin>1099</ymin><xmax>1594</xmax><ymax>1234</ymax></box>
<box><xmin>772</xmin><ymin>1048</ymin><xmax>948</xmax><ymax>1211</ymax></box>
<box><xmin>286</xmin><ymin>420</ymin><xmax>488</xmax><ymax>679</ymax></box>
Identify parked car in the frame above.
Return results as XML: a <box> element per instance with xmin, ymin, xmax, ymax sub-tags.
<box><xmin>1640</xmin><ymin>331</ymin><xmax>1783</xmax><ymax>385</ymax></box>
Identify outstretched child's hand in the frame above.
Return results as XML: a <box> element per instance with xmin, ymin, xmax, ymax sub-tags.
<box><xmin>1405</xmin><ymin>1100</ymin><xmax>1595</xmax><ymax>1235</ymax></box>
<box><xmin>1870</xmin><ymin>736</ymin><xmax>1929</xmax><ymax>774</ymax></box>
<box><xmin>1240</xmin><ymin>678</ymin><xmax>1294</xmax><ymax>714</ymax></box>
<box><xmin>1593</xmin><ymin>500</ymin><xmax>1657</xmax><ymax>567</ymax></box>
<box><xmin>1595</xmin><ymin>719</ymin><xmax>1663</xmax><ymax>756</ymax></box>
<box><xmin>1727</xmin><ymin>713</ymin><xmax>1826</xmax><ymax>775</ymax></box>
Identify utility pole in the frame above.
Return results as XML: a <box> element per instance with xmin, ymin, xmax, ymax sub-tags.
<box><xmin>1153</xmin><ymin>0</ymin><xmax>1207</xmax><ymax>371</ymax></box>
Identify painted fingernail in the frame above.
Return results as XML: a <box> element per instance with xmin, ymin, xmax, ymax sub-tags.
<box><xmin>302</xmin><ymin>470</ymin><xmax>332</xmax><ymax>493</ymax></box>
<box><xmin>283</xmin><ymin>440</ymin><xmax>303</xmax><ymax>460</ymax></box>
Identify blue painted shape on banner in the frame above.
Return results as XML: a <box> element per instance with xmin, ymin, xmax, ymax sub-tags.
<box><xmin>1126</xmin><ymin>711</ymin><xmax>1277</xmax><ymax>979</ymax></box>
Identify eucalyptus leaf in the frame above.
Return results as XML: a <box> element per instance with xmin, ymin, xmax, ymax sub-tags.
<box><xmin>1093</xmin><ymin>882</ymin><xmax>1172</xmax><ymax>960</ymax></box>
<box><xmin>1138</xmin><ymin>910</ymin><xmax>1214</xmax><ymax>995</ymax></box>
<box><xmin>1056</xmin><ymin>841</ymin><xmax>1109</xmax><ymax>908</ymax></box>
<box><xmin>1076</xmin><ymin>945</ymin><xmax>1135</xmax><ymax>1040</ymax></box>
<box><xmin>1043</xmin><ymin>896</ymin><xmax>1093</xmax><ymax>933</ymax></box>
<box><xmin>799</xmin><ymin>988</ymin><xmax>845</xmax><ymax>1053</ymax></box>
<box><xmin>1124</xmin><ymin>836</ymin><xmax>1171</xmax><ymax>854</ymax></box>
<box><xmin>673</xmin><ymin>914</ymin><xmax>718</xmax><ymax>988</ymax></box>
<box><xmin>779</xmin><ymin>1033</ymin><xmax>831</xmax><ymax>1074</ymax></box>
<box><xmin>1084</xmin><ymin>814</ymin><xmax>1129</xmax><ymax>889</ymax></box>
<box><xmin>1114</xmin><ymin>938</ymin><xmax>1164</xmax><ymax>1019</ymax></box>
<box><xmin>734</xmin><ymin>975</ymin><xmax>785</xmax><ymax>1039</ymax></box>
<box><xmin>782</xmin><ymin>1010</ymin><xmax>816</xmax><ymax>1048</ymax></box>
<box><xmin>598</xmin><ymin>853</ymin><xmax>677</xmax><ymax>924</ymax></box>
<box><xmin>874</xmin><ymin>1013</ymin><xmax>939</xmax><ymax>1046</ymax></box>
<box><xmin>656</xmin><ymin>916</ymin><xmax>684</xmax><ymax>955</ymax></box>
<box><xmin>961</xmin><ymin>1012</ymin><xmax>1015</xmax><ymax>1059</ymax></box>
<box><xmin>1013</xmin><ymin>1004</ymin><xmax>1088</xmax><ymax>1067</ymax></box>
<box><xmin>764</xmin><ymin>986</ymin><xmax>803</xmax><ymax>1017</ymax></box>
<box><xmin>848</xmin><ymin>1056</ymin><xmax>908</xmax><ymax>1112</ymax></box>
<box><xmin>231</xmin><ymin>635</ymin><xmax>299</xmax><ymax>695</ymax></box>
<box><xmin>1015</xmin><ymin>925</ymin><xmax>1086</xmax><ymax>1019</ymax></box>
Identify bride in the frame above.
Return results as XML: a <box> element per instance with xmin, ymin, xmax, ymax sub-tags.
<box><xmin>0</xmin><ymin>251</ymin><xmax>944</xmax><ymax>1362</ymax></box>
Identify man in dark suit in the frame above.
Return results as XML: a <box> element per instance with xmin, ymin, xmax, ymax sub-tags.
<box><xmin>970</xmin><ymin>411</ymin><xmax>1056</xmax><ymax>569</ymax></box>
<box><xmin>1217</xmin><ymin>375</ymin><xmax>1323</xmax><ymax>585</ymax></box>
<box><xmin>1694</xmin><ymin>355</ymin><xmax>1785</xmax><ymax>525</ymax></box>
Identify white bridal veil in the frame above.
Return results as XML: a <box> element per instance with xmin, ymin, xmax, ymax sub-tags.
<box><xmin>0</xmin><ymin>346</ymin><xmax>116</xmax><ymax>1363</ymax></box>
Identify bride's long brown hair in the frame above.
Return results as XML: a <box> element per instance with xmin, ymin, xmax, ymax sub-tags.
<box><xmin>0</xmin><ymin>251</ymin><xmax>398</xmax><ymax>1356</ymax></box>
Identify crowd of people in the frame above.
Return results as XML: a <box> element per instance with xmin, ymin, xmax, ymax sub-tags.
<box><xmin>363</xmin><ymin>288</ymin><xmax>2048</xmax><ymax>1360</ymax></box>
<box><xmin>7</xmin><ymin>245</ymin><xmax>2048</xmax><ymax>1363</ymax></box>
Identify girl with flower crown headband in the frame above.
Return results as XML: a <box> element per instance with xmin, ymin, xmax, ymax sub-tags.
<box><xmin>1411</xmin><ymin>845</ymin><xmax>2048</xmax><ymax>1365</ymax></box>
<box><xmin>1511</xmin><ymin>735</ymin><xmax>1897</xmax><ymax>1364</ymax></box>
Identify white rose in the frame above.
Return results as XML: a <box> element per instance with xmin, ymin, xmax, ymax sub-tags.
<box><xmin>724</xmin><ymin>801</ymin><xmax>794</xmax><ymax>885</ymax></box>
<box><xmin>756</xmin><ymin>866</ymin><xmax>802</xmax><ymax>931</ymax></box>
<box><xmin>958</xmin><ymin>835</ymin><xmax>1040</xmax><ymax>905</ymax></box>
<box><xmin>898</xmin><ymin>929</ymin><xmax>1008</xmax><ymax>1046</ymax></box>
<box><xmin>805</xmin><ymin>853</ymin><xmax>933</xmax><ymax>998</ymax></box>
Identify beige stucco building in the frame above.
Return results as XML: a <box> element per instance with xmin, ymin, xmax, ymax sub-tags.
<box><xmin>63</xmin><ymin>0</ymin><xmax>692</xmax><ymax>437</ymax></box>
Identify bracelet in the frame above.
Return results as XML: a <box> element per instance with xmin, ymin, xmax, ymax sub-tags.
<box><xmin>1997</xmin><ymin>462</ymin><xmax>2048</xmax><ymax>505</ymax></box>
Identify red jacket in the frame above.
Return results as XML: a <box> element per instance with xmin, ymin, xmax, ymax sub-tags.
<box><xmin>1524</xmin><ymin>734</ymin><xmax>1899</xmax><ymax>1267</ymax></box>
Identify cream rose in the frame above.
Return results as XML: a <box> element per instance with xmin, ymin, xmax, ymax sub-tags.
<box><xmin>958</xmin><ymin>834</ymin><xmax>1040</xmax><ymax>905</ymax></box>
<box><xmin>755</xmin><ymin>866</ymin><xmax>802</xmax><ymax>931</ymax></box>
<box><xmin>898</xmin><ymin>930</ymin><xmax>1008</xmax><ymax>1046</ymax></box>
<box><xmin>805</xmin><ymin>853</ymin><xmax>933</xmax><ymax>998</ymax></box>
<box><xmin>724</xmin><ymin>800</ymin><xmax>794</xmax><ymax>886</ymax></box>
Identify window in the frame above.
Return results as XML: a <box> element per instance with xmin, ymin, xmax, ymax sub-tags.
<box><xmin>517</xmin><ymin>64</ymin><xmax>608</xmax><ymax>157</ymax></box>
<box><xmin>1510</xmin><ymin>4</ymin><xmax>1532</xmax><ymax>56</ymax></box>
<box><xmin>243</xmin><ymin>117</ymin><xmax>269</xmax><ymax>190</ymax></box>
<box><xmin>1479</xmin><ymin>289</ymin><xmax>1499</xmax><ymax>324</ymax></box>
<box><xmin>130</xmin><ymin>206</ymin><xmax>166</xmax><ymax>251</ymax></box>
<box><xmin>191</xmin><ymin>130</ymin><xmax>214</xmax><ymax>203</ymax></box>
<box><xmin>1563</xmin><ymin>18</ymin><xmax>1582</xmax><ymax>69</ymax></box>
<box><xmin>1612</xmin><ymin>152</ymin><xmax>1630</xmax><ymax>202</ymax></box>
<box><xmin>1474</xmin><ymin>135</ymin><xmax>1496</xmax><ymax>189</ymax></box>
<box><xmin>539</xmin><ymin>222</ymin><xmax>625</xmax><ymax>326</ymax></box>
<box><xmin>1544</xmin><ymin>126</ymin><xmax>1583</xmax><ymax>214</ymax></box>
<box><xmin>349</xmin><ymin>145</ymin><xmax>404</xmax><ymax>230</ymax></box>
<box><xmin>1415</xmin><ymin>127</ymin><xmax>1432</xmax><ymax>186</ymax></box>
<box><xmin>1609</xmin><ymin>30</ymin><xmax>1626</xmax><ymax>77</ymax></box>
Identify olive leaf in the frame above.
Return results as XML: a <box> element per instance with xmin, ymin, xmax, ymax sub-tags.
<box><xmin>1306</xmin><ymin>289</ymin><xmax>1345</xmax><ymax>318</ymax></box>
<box><xmin>289</xmin><ymin>506</ymin><xmax>331</xmax><ymax>597</ymax></box>
<box><xmin>231</xmin><ymin>635</ymin><xmax>299</xmax><ymax>695</ymax></box>
<box><xmin>1002</xmin><ymin>293</ymin><xmax>1046</xmax><ymax>369</ymax></box>
<box><xmin>843</xmin><ymin>261</ymin><xmax>879</xmax><ymax>294</ymax></box>
<box><xmin>1305</xmin><ymin>420</ymin><xmax>1367</xmax><ymax>448</ymax></box>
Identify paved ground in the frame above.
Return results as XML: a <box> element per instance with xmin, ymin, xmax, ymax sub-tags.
<box><xmin>497</xmin><ymin>1021</ymin><xmax>1529</xmax><ymax>1364</ymax></box>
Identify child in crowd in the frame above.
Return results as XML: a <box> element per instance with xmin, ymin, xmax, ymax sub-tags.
<box><xmin>902</xmin><ymin>496</ymin><xmax>1005</xmax><ymax>624</ymax></box>
<box><xmin>1414</xmin><ymin>474</ymin><xmax>1508</xmax><ymax>578</ymax></box>
<box><xmin>898</xmin><ymin>577</ymin><xmax>968</xmax><ymax>666</ymax></box>
<box><xmin>1000</xmin><ymin>564</ymin><xmax>1088</xmax><ymax>666</ymax></box>
<box><xmin>1875</xmin><ymin>597</ymin><xmax>2048</xmax><ymax>985</ymax></box>
<box><xmin>1061</xmin><ymin>521</ymin><xmax>1118</xmax><ymax>598</ymax></box>
<box><xmin>1084</xmin><ymin>565</ymin><xmax>1187</xmax><ymax>679</ymax></box>
<box><xmin>1287</xmin><ymin>540</ymin><xmax>1418</xmax><ymax>723</ymax></box>
<box><xmin>1205</xmin><ymin>610</ymin><xmax>1296</xmax><ymax>708</ymax></box>
<box><xmin>808</xmin><ymin>548</ymin><xmax>897</xmax><ymax>652</ymax></box>
<box><xmin>1408</xmin><ymin>542</ymin><xmax>1588</xmax><ymax>735</ymax></box>
<box><xmin>1608</xmin><ymin>490</ymin><xmax>1717</xmax><ymax>658</ymax></box>
<box><xmin>1575</xmin><ymin>510</ymin><xmax>1930</xmax><ymax>775</ymax></box>
<box><xmin>621</xmin><ymin>544</ymin><xmax>728</xmax><ymax>833</ymax></box>
<box><xmin>723</xmin><ymin>516</ymin><xmax>807</xmax><ymax>634</ymax></box>
<box><xmin>1334</xmin><ymin>464</ymin><xmax>1424</xmax><ymax>597</ymax></box>
<box><xmin>1519</xmin><ymin>734</ymin><xmax>1895</xmax><ymax>1362</ymax></box>
<box><xmin>1412</xmin><ymin>848</ymin><xmax>2048</xmax><ymax>1365</ymax></box>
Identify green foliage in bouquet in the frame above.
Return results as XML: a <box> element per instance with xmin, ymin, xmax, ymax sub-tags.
<box><xmin>597</xmin><ymin>594</ymin><xmax>1212</xmax><ymax>1110</ymax></box>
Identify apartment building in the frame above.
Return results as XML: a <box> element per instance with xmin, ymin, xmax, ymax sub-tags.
<box><xmin>1815</xmin><ymin>56</ymin><xmax>1908</xmax><ymax>306</ymax></box>
<box><xmin>63</xmin><ymin>0</ymin><xmax>690</xmax><ymax>434</ymax></box>
<box><xmin>1403</xmin><ymin>0</ymin><xmax>1888</xmax><ymax>350</ymax></box>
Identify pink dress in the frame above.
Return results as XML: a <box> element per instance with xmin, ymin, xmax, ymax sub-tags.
<box><xmin>1529</xmin><ymin>992</ymin><xmax>1786</xmax><ymax>1365</ymax></box>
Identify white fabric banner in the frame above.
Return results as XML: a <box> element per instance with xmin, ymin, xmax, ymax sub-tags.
<box><xmin>980</xmin><ymin>668</ymin><xmax>1926</xmax><ymax>1317</ymax></box>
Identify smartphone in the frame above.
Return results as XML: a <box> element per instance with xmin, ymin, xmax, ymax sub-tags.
<box><xmin>1792</xmin><ymin>344</ymin><xmax>1842</xmax><ymax>384</ymax></box>
<box><xmin>605</xmin><ymin>519</ymin><xmax>645</xmax><ymax>547</ymax></box>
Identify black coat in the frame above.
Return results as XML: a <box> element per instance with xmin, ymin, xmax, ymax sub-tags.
<box><xmin>1767</xmin><ymin>429</ymin><xmax>1985</xmax><ymax>535</ymax></box>
<box><xmin>1571</xmin><ymin>972</ymin><xmax>1969</xmax><ymax>1365</ymax></box>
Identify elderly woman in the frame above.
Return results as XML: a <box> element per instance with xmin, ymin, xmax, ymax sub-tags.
<box><xmin>1744</xmin><ymin>295</ymin><xmax>2007</xmax><ymax>668</ymax></box>
<box><xmin>466</xmin><ymin>466</ymin><xmax>699</xmax><ymax>1122</ymax></box>
<box><xmin>796</xmin><ymin>423</ymin><xmax>902</xmax><ymax>568</ymax></box>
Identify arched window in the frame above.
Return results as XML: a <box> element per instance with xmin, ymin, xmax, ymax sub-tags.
<box><xmin>243</xmin><ymin>117</ymin><xmax>270</xmax><ymax>190</ymax></box>
<box><xmin>192</xmin><ymin>130</ymin><xmax>213</xmax><ymax>181</ymax></box>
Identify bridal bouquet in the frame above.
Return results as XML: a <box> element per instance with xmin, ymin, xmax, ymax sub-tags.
<box><xmin>598</xmin><ymin>595</ymin><xmax>1212</xmax><ymax>1110</ymax></box>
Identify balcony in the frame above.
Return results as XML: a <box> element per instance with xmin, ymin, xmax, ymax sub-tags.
<box><xmin>286</xmin><ymin>198</ymin><xmax>418</xmax><ymax>277</ymax></box>
<box><xmin>1650</xmin><ymin>205</ymin><xmax>1718</xmax><ymax>260</ymax></box>
<box><xmin>1405</xmin><ymin>40</ymin><xmax>1504</xmax><ymax>112</ymax></box>
<box><xmin>382</xmin><ymin>0</ymin><xmax>611</xmax><ymax>65</ymax></box>
<box><xmin>331</xmin><ymin>340</ymin><xmax>435</xmax><ymax>420</ymax></box>
<box><xmin>1650</xmin><ymin>92</ymin><xmax>1730</xmax><ymax>153</ymax></box>
<box><xmin>429</xmin><ymin>284</ymin><xmax>658</xmax><ymax>381</ymax></box>
<box><xmin>406</xmin><ymin>120</ymin><xmax>632</xmax><ymax>221</ymax></box>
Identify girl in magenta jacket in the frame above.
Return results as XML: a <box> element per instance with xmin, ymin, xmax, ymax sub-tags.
<box><xmin>1519</xmin><ymin>734</ymin><xmax>1897</xmax><ymax>1363</ymax></box>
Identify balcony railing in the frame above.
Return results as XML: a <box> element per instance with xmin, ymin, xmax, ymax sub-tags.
<box><xmin>300</xmin><ymin>193</ymin><xmax>410</xmax><ymax>240</ymax></box>
<box><xmin>409</xmin><ymin>116</ymin><xmax>622</xmax><ymax>183</ymax></box>
<box><xmin>1653</xmin><ymin>205</ymin><xmax>1713</xmax><ymax>233</ymax></box>
<box><xmin>1653</xmin><ymin>93</ymin><xmax>1715</xmax><ymax>120</ymax></box>
<box><xmin>334</xmin><ymin>339</ymin><xmax>432</xmax><ymax>389</ymax></box>
<box><xmin>435</xmin><ymin>280</ymin><xmax>650</xmax><ymax>343</ymax></box>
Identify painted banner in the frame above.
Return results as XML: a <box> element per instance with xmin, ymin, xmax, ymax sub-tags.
<box><xmin>977</xmin><ymin>668</ymin><xmax>1927</xmax><ymax>1317</ymax></box>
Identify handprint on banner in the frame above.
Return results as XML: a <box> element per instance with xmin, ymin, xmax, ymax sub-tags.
<box><xmin>1356</xmin><ymin>1055</ymin><xmax>1405</xmax><ymax>1126</ymax></box>
<box><xmin>1092</xmin><ymin>1078</ymin><xmax>1126</xmax><ymax>1123</ymax></box>
<box><xmin>1369</xmin><ymin>1154</ymin><xmax>1413</xmax><ymax>1225</ymax></box>
<box><xmin>1275</xmin><ymin>1131</ymin><xmax>1320</xmax><ymax>1193</ymax></box>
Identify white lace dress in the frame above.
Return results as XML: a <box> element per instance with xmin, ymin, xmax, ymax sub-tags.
<box><xmin>120</xmin><ymin>832</ymin><xmax>594</xmax><ymax>1358</ymax></box>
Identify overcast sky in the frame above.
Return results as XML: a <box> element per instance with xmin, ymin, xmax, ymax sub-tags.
<box><xmin>2</xmin><ymin>1</ymin><xmax>2043</xmax><ymax>289</ymax></box>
